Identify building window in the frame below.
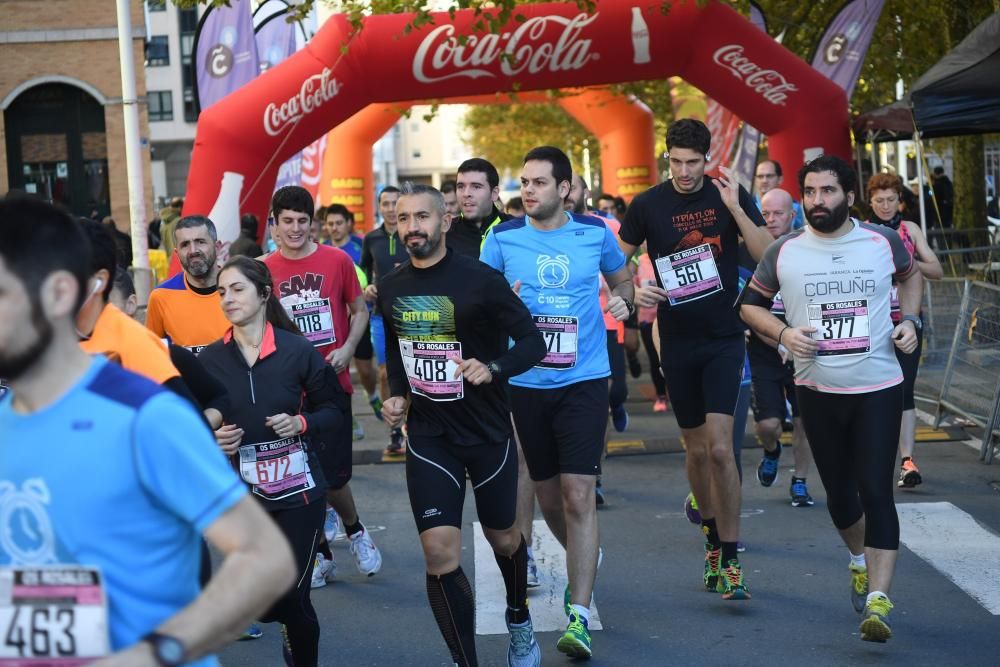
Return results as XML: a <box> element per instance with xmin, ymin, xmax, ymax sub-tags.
<box><xmin>179</xmin><ymin>8</ymin><xmax>198</xmax><ymax>122</ymax></box>
<box><xmin>148</xmin><ymin>91</ymin><xmax>173</xmax><ymax>122</ymax></box>
<box><xmin>412</xmin><ymin>149</ymin><xmax>422</xmax><ymax>159</ymax></box>
<box><xmin>147</xmin><ymin>0</ymin><xmax>166</xmax><ymax>11</ymax></box>
<box><xmin>179</xmin><ymin>7</ymin><xmax>198</xmax><ymax>33</ymax></box>
<box><xmin>146</xmin><ymin>35</ymin><xmax>170</xmax><ymax>66</ymax></box>
<box><xmin>183</xmin><ymin>89</ymin><xmax>197</xmax><ymax>123</ymax></box>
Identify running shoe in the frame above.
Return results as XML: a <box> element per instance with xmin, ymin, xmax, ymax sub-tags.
<box><xmin>595</xmin><ymin>478</ymin><xmax>606</xmax><ymax>507</ymax></box>
<box><xmin>898</xmin><ymin>459</ymin><xmax>922</xmax><ymax>488</ymax></box>
<box><xmin>717</xmin><ymin>559</ymin><xmax>751</xmax><ymax>600</ymax></box>
<box><xmin>526</xmin><ymin>553</ymin><xmax>540</xmax><ymax>588</ymax></box>
<box><xmin>611</xmin><ymin>403</ymin><xmax>629</xmax><ymax>432</ymax></box>
<box><xmin>384</xmin><ymin>428</ymin><xmax>407</xmax><ymax>457</ymax></box>
<box><xmin>239</xmin><ymin>623</ymin><xmax>263</xmax><ymax>641</ymax></box>
<box><xmin>280</xmin><ymin>624</ymin><xmax>294</xmax><ymax>666</ymax></box>
<box><xmin>653</xmin><ymin>398</ymin><xmax>668</xmax><ymax>413</ymax></box>
<box><xmin>369</xmin><ymin>395</ymin><xmax>384</xmax><ymax>421</ymax></box>
<box><xmin>737</xmin><ymin>541</ymin><xmax>747</xmax><ymax>553</ymax></box>
<box><xmin>627</xmin><ymin>352</ymin><xmax>642</xmax><ymax>378</ymax></box>
<box><xmin>756</xmin><ymin>445</ymin><xmax>781</xmax><ymax>487</ymax></box>
<box><xmin>563</xmin><ymin>584</ymin><xmax>572</xmax><ymax>617</ymax></box>
<box><xmin>324</xmin><ymin>506</ymin><xmax>344</xmax><ymax>543</ymax></box>
<box><xmin>790</xmin><ymin>478</ymin><xmax>815</xmax><ymax>507</ymax></box>
<box><xmin>860</xmin><ymin>593</ymin><xmax>894</xmax><ymax>642</ymax></box>
<box><xmin>556</xmin><ymin>612</ymin><xmax>592</xmax><ymax>659</ymax></box>
<box><xmin>849</xmin><ymin>563</ymin><xmax>868</xmax><ymax>613</ymax></box>
<box><xmin>311</xmin><ymin>552</ymin><xmax>336</xmax><ymax>588</ymax></box>
<box><xmin>349</xmin><ymin>526</ymin><xmax>383</xmax><ymax>576</ymax></box>
<box><xmin>506</xmin><ymin>613</ymin><xmax>541</xmax><ymax>667</ymax></box>
<box><xmin>352</xmin><ymin>416</ymin><xmax>365</xmax><ymax>441</ymax></box>
<box><xmin>704</xmin><ymin>543</ymin><xmax>721</xmax><ymax>592</ymax></box>
<box><xmin>684</xmin><ymin>492</ymin><xmax>701</xmax><ymax>525</ymax></box>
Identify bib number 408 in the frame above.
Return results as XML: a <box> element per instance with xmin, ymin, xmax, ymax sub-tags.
<box><xmin>412</xmin><ymin>358</ymin><xmax>448</xmax><ymax>382</ymax></box>
<box><xmin>4</xmin><ymin>606</ymin><xmax>76</xmax><ymax>658</ymax></box>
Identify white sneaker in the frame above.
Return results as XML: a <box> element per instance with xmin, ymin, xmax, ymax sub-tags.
<box><xmin>324</xmin><ymin>506</ymin><xmax>345</xmax><ymax>543</ymax></box>
<box><xmin>311</xmin><ymin>553</ymin><xmax>336</xmax><ymax>588</ymax></box>
<box><xmin>506</xmin><ymin>615</ymin><xmax>541</xmax><ymax>666</ymax></box>
<box><xmin>349</xmin><ymin>527</ymin><xmax>382</xmax><ymax>576</ymax></box>
<box><xmin>526</xmin><ymin>553</ymin><xmax>540</xmax><ymax>588</ymax></box>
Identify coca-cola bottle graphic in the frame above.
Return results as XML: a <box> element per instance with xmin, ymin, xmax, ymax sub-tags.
<box><xmin>631</xmin><ymin>7</ymin><xmax>651</xmax><ymax>65</ymax></box>
<box><xmin>208</xmin><ymin>171</ymin><xmax>244</xmax><ymax>265</ymax></box>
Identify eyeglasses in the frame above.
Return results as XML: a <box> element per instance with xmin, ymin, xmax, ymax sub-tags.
<box><xmin>871</xmin><ymin>197</ymin><xmax>899</xmax><ymax>206</ymax></box>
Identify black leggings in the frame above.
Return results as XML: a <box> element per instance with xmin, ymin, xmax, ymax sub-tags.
<box><xmin>607</xmin><ymin>330</ymin><xmax>628</xmax><ymax>409</ymax></box>
<box><xmin>260</xmin><ymin>500</ymin><xmax>325</xmax><ymax>667</ymax></box>
<box><xmin>894</xmin><ymin>318</ymin><xmax>924</xmax><ymax>411</ymax></box>
<box><xmin>796</xmin><ymin>384</ymin><xmax>903</xmax><ymax>550</ymax></box>
<box><xmin>639</xmin><ymin>322</ymin><xmax>666</xmax><ymax>396</ymax></box>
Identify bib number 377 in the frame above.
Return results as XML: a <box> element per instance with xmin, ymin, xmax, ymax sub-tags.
<box><xmin>0</xmin><ymin>566</ymin><xmax>110</xmax><ymax>665</ymax></box>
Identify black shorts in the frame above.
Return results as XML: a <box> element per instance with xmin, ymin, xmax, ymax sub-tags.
<box><xmin>353</xmin><ymin>322</ymin><xmax>374</xmax><ymax>361</ymax></box>
<box><xmin>316</xmin><ymin>403</ymin><xmax>353</xmax><ymax>491</ymax></box>
<box><xmin>894</xmin><ymin>319</ymin><xmax>923</xmax><ymax>411</ymax></box>
<box><xmin>406</xmin><ymin>434</ymin><xmax>516</xmax><ymax>533</ymax></box>
<box><xmin>509</xmin><ymin>378</ymin><xmax>608</xmax><ymax>481</ymax></box>
<box><xmin>751</xmin><ymin>361</ymin><xmax>799</xmax><ymax>422</ymax></box>
<box><xmin>660</xmin><ymin>334</ymin><xmax>745</xmax><ymax>430</ymax></box>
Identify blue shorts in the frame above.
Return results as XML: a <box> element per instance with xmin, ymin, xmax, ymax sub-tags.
<box><xmin>370</xmin><ymin>313</ymin><xmax>387</xmax><ymax>366</ymax></box>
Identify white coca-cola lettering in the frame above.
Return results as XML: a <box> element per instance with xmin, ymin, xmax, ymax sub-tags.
<box><xmin>264</xmin><ymin>68</ymin><xmax>343</xmax><ymax>136</ymax></box>
<box><xmin>712</xmin><ymin>44</ymin><xmax>798</xmax><ymax>106</ymax></box>
<box><xmin>412</xmin><ymin>13</ymin><xmax>598</xmax><ymax>84</ymax></box>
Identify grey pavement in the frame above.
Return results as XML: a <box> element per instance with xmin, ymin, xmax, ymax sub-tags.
<box><xmin>219</xmin><ymin>361</ymin><xmax>1000</xmax><ymax>666</ymax></box>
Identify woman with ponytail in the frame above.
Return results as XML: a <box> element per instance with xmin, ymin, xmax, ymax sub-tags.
<box><xmin>199</xmin><ymin>255</ymin><xmax>345</xmax><ymax>667</ymax></box>
<box><xmin>866</xmin><ymin>173</ymin><xmax>943</xmax><ymax>491</ymax></box>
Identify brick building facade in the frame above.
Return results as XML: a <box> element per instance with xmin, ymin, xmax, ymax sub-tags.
<box><xmin>0</xmin><ymin>0</ymin><xmax>153</xmax><ymax>233</ymax></box>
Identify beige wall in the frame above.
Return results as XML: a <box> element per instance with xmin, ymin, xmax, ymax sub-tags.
<box><xmin>0</xmin><ymin>0</ymin><xmax>153</xmax><ymax>231</ymax></box>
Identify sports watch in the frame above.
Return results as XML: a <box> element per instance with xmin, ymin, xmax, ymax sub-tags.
<box><xmin>901</xmin><ymin>314</ymin><xmax>923</xmax><ymax>330</ymax></box>
<box><xmin>143</xmin><ymin>632</ymin><xmax>187</xmax><ymax>667</ymax></box>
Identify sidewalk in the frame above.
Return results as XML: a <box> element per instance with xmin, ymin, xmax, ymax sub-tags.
<box><xmin>344</xmin><ymin>353</ymin><xmax>971</xmax><ymax>466</ymax></box>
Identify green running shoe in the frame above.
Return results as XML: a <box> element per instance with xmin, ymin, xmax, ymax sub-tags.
<box><xmin>860</xmin><ymin>594</ymin><xmax>893</xmax><ymax>642</ymax></box>
<box><xmin>563</xmin><ymin>583</ymin><xmax>572</xmax><ymax>617</ymax></box>
<box><xmin>717</xmin><ymin>559</ymin><xmax>751</xmax><ymax>600</ymax></box>
<box><xmin>849</xmin><ymin>564</ymin><xmax>868</xmax><ymax>613</ymax></box>
<box><xmin>556</xmin><ymin>612</ymin><xmax>592</xmax><ymax>659</ymax></box>
<box><xmin>704</xmin><ymin>543</ymin><xmax>721</xmax><ymax>592</ymax></box>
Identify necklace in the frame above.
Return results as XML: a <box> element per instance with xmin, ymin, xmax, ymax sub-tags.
<box><xmin>237</xmin><ymin>324</ymin><xmax>265</xmax><ymax>350</ymax></box>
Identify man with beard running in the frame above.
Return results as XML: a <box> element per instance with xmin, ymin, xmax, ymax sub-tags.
<box><xmin>379</xmin><ymin>183</ymin><xmax>546</xmax><ymax>666</ymax></box>
<box><xmin>146</xmin><ymin>216</ymin><xmax>231</xmax><ymax>354</ymax></box>
<box><xmin>740</xmin><ymin>155</ymin><xmax>922</xmax><ymax>642</ymax></box>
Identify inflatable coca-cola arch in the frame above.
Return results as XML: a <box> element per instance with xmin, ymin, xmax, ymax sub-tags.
<box><xmin>182</xmin><ymin>0</ymin><xmax>850</xmax><ymax>251</ymax></box>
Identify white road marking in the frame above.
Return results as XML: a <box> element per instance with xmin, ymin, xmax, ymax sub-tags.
<box><xmin>897</xmin><ymin>501</ymin><xmax>1000</xmax><ymax>615</ymax></box>
<box><xmin>473</xmin><ymin>520</ymin><xmax>602</xmax><ymax>635</ymax></box>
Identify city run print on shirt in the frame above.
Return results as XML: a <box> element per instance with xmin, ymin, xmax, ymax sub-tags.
<box><xmin>391</xmin><ymin>295</ymin><xmax>463</xmax><ymax>401</ymax></box>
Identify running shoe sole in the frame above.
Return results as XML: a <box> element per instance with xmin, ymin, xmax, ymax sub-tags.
<box><xmin>899</xmin><ymin>470</ymin><xmax>922</xmax><ymax>488</ymax></box>
<box><xmin>860</xmin><ymin>613</ymin><xmax>892</xmax><ymax>642</ymax></box>
<box><xmin>556</xmin><ymin>632</ymin><xmax>592</xmax><ymax>659</ymax></box>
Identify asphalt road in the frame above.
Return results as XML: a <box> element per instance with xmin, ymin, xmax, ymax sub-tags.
<box><xmin>218</xmin><ymin>434</ymin><xmax>1000</xmax><ymax>666</ymax></box>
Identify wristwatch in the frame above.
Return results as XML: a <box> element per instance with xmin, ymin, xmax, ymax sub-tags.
<box><xmin>901</xmin><ymin>314</ymin><xmax>923</xmax><ymax>330</ymax></box>
<box><xmin>487</xmin><ymin>361</ymin><xmax>502</xmax><ymax>378</ymax></box>
<box><xmin>622</xmin><ymin>297</ymin><xmax>636</xmax><ymax>315</ymax></box>
<box><xmin>143</xmin><ymin>632</ymin><xmax>187</xmax><ymax>667</ymax></box>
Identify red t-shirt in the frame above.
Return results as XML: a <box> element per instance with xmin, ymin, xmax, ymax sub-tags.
<box><xmin>265</xmin><ymin>245</ymin><xmax>362</xmax><ymax>393</ymax></box>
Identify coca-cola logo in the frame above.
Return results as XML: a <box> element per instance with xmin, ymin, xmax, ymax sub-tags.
<box><xmin>712</xmin><ymin>45</ymin><xmax>798</xmax><ymax>106</ymax></box>
<box><xmin>264</xmin><ymin>68</ymin><xmax>343</xmax><ymax>136</ymax></box>
<box><xmin>412</xmin><ymin>13</ymin><xmax>599</xmax><ymax>84</ymax></box>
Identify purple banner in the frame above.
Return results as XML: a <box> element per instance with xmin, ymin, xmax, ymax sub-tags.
<box><xmin>255</xmin><ymin>11</ymin><xmax>297</xmax><ymax>73</ymax></box>
<box><xmin>195</xmin><ymin>0</ymin><xmax>259</xmax><ymax>111</ymax></box>
<box><xmin>810</xmin><ymin>0</ymin><xmax>886</xmax><ymax>100</ymax></box>
<box><xmin>730</xmin><ymin>3</ymin><xmax>767</xmax><ymax>189</ymax></box>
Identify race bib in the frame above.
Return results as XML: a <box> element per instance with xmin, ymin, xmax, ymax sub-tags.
<box><xmin>238</xmin><ymin>436</ymin><xmax>315</xmax><ymax>501</ymax></box>
<box><xmin>0</xmin><ymin>566</ymin><xmax>110</xmax><ymax>666</ymax></box>
<box><xmin>655</xmin><ymin>244</ymin><xmax>722</xmax><ymax>306</ymax></box>
<box><xmin>889</xmin><ymin>286</ymin><xmax>901</xmax><ymax>324</ymax></box>
<box><xmin>400</xmin><ymin>340</ymin><xmax>463</xmax><ymax>401</ymax></box>
<box><xmin>288</xmin><ymin>298</ymin><xmax>335</xmax><ymax>346</ymax></box>
<box><xmin>771</xmin><ymin>291</ymin><xmax>786</xmax><ymax>319</ymax></box>
<box><xmin>533</xmin><ymin>315</ymin><xmax>578</xmax><ymax>369</ymax></box>
<box><xmin>808</xmin><ymin>300</ymin><xmax>871</xmax><ymax>356</ymax></box>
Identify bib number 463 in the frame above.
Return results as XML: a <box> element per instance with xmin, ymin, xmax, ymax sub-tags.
<box><xmin>4</xmin><ymin>606</ymin><xmax>76</xmax><ymax>658</ymax></box>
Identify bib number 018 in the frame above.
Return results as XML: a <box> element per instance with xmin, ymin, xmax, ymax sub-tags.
<box><xmin>4</xmin><ymin>606</ymin><xmax>76</xmax><ymax>658</ymax></box>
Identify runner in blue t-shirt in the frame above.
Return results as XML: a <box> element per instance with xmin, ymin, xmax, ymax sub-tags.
<box><xmin>480</xmin><ymin>146</ymin><xmax>633</xmax><ymax>660</ymax></box>
<box><xmin>0</xmin><ymin>198</ymin><xmax>295</xmax><ymax>667</ymax></box>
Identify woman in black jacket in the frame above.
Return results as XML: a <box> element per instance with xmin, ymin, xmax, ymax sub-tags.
<box><xmin>200</xmin><ymin>256</ymin><xmax>345</xmax><ymax>667</ymax></box>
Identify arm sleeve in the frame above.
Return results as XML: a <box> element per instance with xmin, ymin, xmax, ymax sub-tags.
<box><xmin>887</xmin><ymin>229</ymin><xmax>916</xmax><ymax>279</ymax></box>
<box><xmin>168</xmin><ymin>345</ymin><xmax>229</xmax><ymax>419</ymax></box>
<box><xmin>478</xmin><ymin>229</ymin><xmax>504</xmax><ymax>273</ymax></box>
<box><xmin>144</xmin><ymin>291</ymin><xmax>166</xmax><ymax>337</ymax></box>
<box><xmin>749</xmin><ymin>238</ymin><xmax>782</xmax><ymax>294</ymax></box>
<box><xmin>298</xmin><ymin>345</ymin><xmax>345</xmax><ymax>435</ymax></box>
<box><xmin>737</xmin><ymin>185</ymin><xmax>767</xmax><ymax>231</ymax></box>
<box><xmin>360</xmin><ymin>235</ymin><xmax>374</xmax><ymax>283</ymax></box>
<box><xmin>134</xmin><ymin>392</ymin><xmax>246</xmax><ymax>534</ymax></box>
<box><xmin>378</xmin><ymin>290</ymin><xmax>411</xmax><ymax>398</ymax></box>
<box><xmin>600</xmin><ymin>224</ymin><xmax>628</xmax><ymax>274</ymax></box>
<box><xmin>486</xmin><ymin>269</ymin><xmax>546</xmax><ymax>378</ymax></box>
<box><xmin>618</xmin><ymin>196</ymin><xmax>646</xmax><ymax>246</ymax></box>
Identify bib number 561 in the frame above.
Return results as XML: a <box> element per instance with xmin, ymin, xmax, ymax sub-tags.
<box><xmin>4</xmin><ymin>606</ymin><xmax>76</xmax><ymax>657</ymax></box>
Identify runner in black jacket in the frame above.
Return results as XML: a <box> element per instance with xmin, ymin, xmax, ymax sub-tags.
<box><xmin>378</xmin><ymin>184</ymin><xmax>545</xmax><ymax>667</ymax></box>
<box><xmin>200</xmin><ymin>256</ymin><xmax>346</xmax><ymax>667</ymax></box>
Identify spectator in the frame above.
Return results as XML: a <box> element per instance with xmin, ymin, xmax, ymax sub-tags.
<box><xmin>230</xmin><ymin>213</ymin><xmax>264</xmax><ymax>258</ymax></box>
<box><xmin>932</xmin><ymin>166</ymin><xmax>954</xmax><ymax>228</ymax></box>
<box><xmin>505</xmin><ymin>196</ymin><xmax>525</xmax><ymax>217</ymax></box>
